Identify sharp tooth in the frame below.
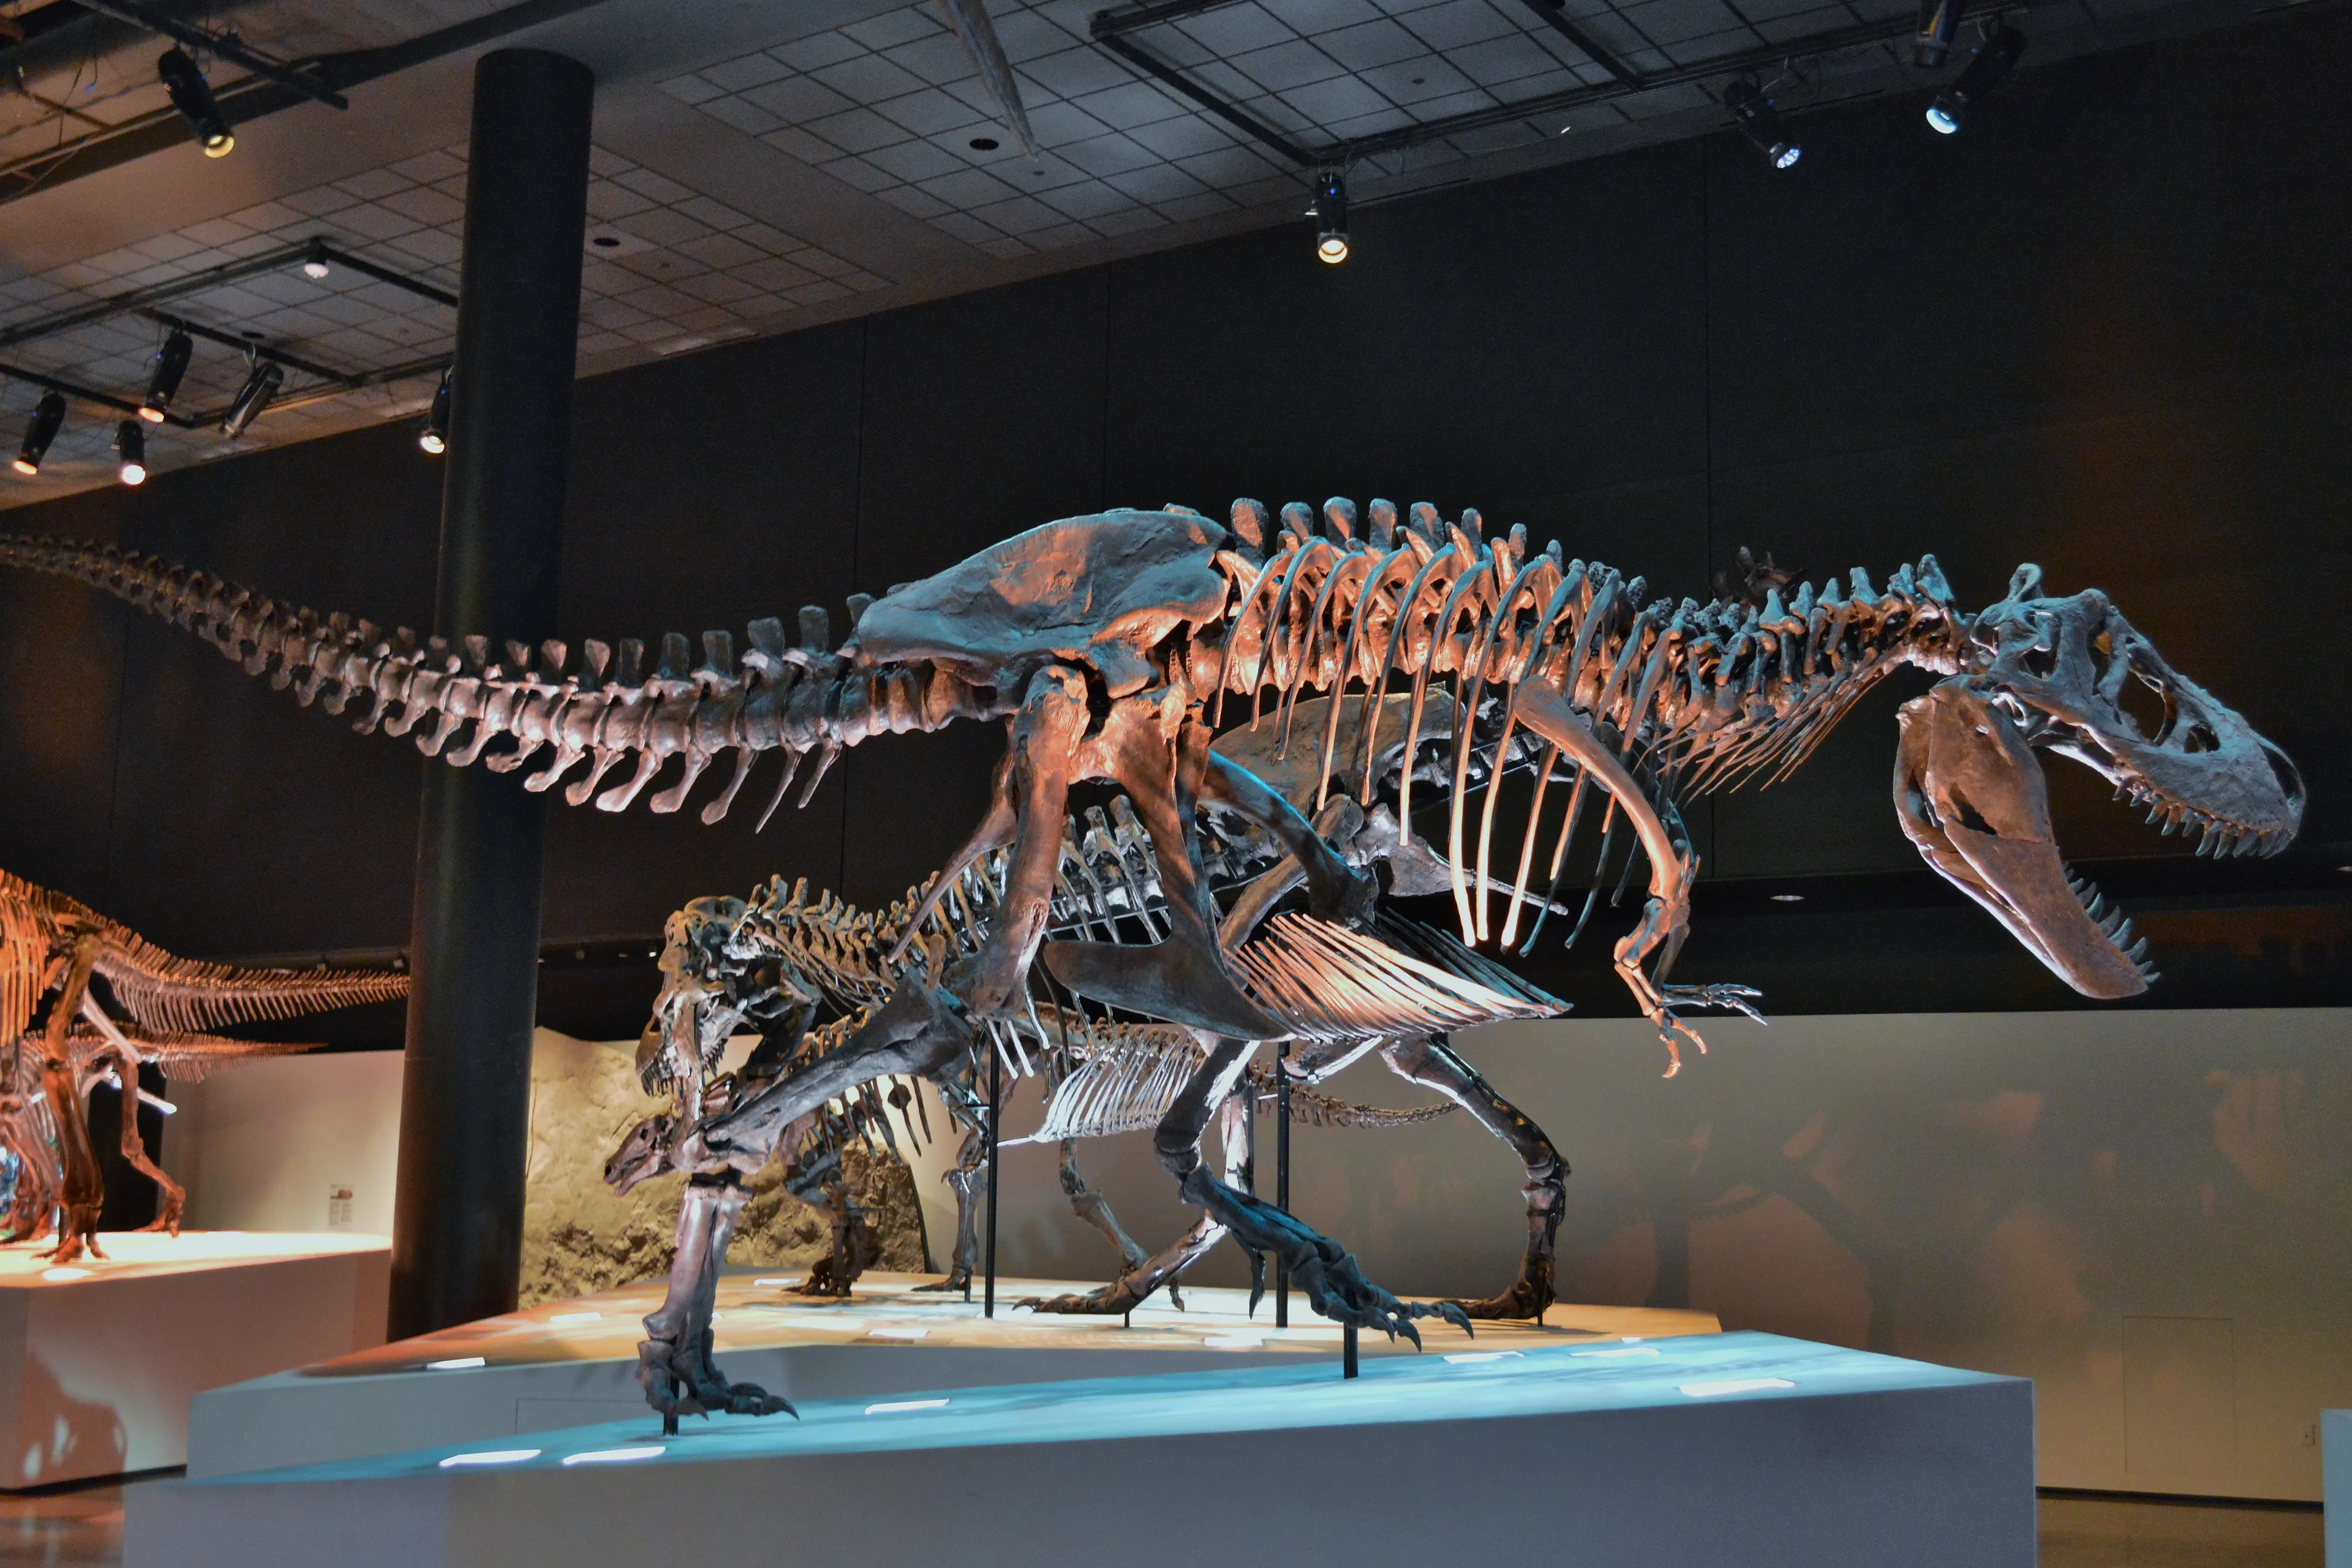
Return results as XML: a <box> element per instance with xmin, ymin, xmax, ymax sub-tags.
<box><xmin>2114</xmin><ymin>917</ymin><xmax>2135</xmax><ymax>947</ymax></box>
<box><xmin>2140</xmin><ymin>966</ymin><xmax>2163</xmax><ymax>984</ymax></box>
<box><xmin>2124</xmin><ymin>937</ymin><xmax>2148</xmax><ymax>962</ymax></box>
<box><xmin>2099</xmin><ymin>910</ymin><xmax>2124</xmax><ymax>938</ymax></box>
<box><xmin>2084</xmin><ymin>892</ymin><xmax>2108</xmax><ymax>920</ymax></box>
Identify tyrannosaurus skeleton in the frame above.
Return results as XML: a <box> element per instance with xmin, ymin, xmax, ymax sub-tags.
<box><xmin>0</xmin><ymin>499</ymin><xmax>2299</xmax><ymax>1408</ymax></box>
<box><xmin>0</xmin><ymin>868</ymin><xmax>407</xmax><ymax>1260</ymax></box>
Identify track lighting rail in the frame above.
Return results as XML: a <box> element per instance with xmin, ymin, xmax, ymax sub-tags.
<box><xmin>1090</xmin><ymin>0</ymin><xmax>2024</xmax><ymax>170</ymax></box>
<box><xmin>0</xmin><ymin>239</ymin><xmax>453</xmax><ymax>354</ymax></box>
<box><xmin>69</xmin><ymin>0</ymin><xmax>347</xmax><ymax>110</ymax></box>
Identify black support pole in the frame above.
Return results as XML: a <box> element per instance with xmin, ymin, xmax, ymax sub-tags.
<box><xmin>983</xmin><ymin>1037</ymin><xmax>1002</xmax><ymax>1319</ymax></box>
<box><xmin>387</xmin><ymin>48</ymin><xmax>592</xmax><ymax>1341</ymax></box>
<box><xmin>1275</xmin><ymin>1041</ymin><xmax>1290</xmax><ymax>1329</ymax></box>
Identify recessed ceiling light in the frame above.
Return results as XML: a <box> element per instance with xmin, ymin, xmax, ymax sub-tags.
<box><xmin>1769</xmin><ymin>893</ymin><xmax>1805</xmax><ymax>902</ymax></box>
<box><xmin>970</xmin><ymin>135</ymin><xmax>999</xmax><ymax>151</ymax></box>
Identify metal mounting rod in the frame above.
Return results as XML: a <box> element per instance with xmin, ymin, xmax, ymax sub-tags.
<box><xmin>983</xmin><ymin>1034</ymin><xmax>1003</xmax><ymax>1319</ymax></box>
<box><xmin>1274</xmin><ymin>1041</ymin><xmax>1290</xmax><ymax>1329</ymax></box>
<box><xmin>70</xmin><ymin>0</ymin><xmax>348</xmax><ymax>109</ymax></box>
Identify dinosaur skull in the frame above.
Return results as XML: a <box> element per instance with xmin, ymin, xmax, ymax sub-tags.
<box><xmin>636</xmin><ymin>897</ymin><xmax>766</xmax><ymax>1095</ymax></box>
<box><xmin>603</xmin><ymin>1112</ymin><xmax>676</xmax><ymax>1194</ymax></box>
<box><xmin>1894</xmin><ymin>567</ymin><xmax>2303</xmax><ymax>998</ymax></box>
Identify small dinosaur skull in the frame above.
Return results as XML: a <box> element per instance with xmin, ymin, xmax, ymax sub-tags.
<box><xmin>1895</xmin><ymin>565</ymin><xmax>2303</xmax><ymax>998</ymax></box>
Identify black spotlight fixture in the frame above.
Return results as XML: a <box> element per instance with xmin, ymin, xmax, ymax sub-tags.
<box><xmin>141</xmin><ymin>327</ymin><xmax>193</xmax><ymax>424</ymax></box>
<box><xmin>157</xmin><ymin>50</ymin><xmax>235</xmax><ymax>158</ymax></box>
<box><xmin>12</xmin><ymin>390</ymin><xmax>66</xmax><ymax>477</ymax></box>
<box><xmin>418</xmin><ymin>369</ymin><xmax>451</xmax><ymax>454</ymax></box>
<box><xmin>1311</xmin><ymin>167</ymin><xmax>1349</xmax><ymax>265</ymax></box>
<box><xmin>115</xmin><ymin>419</ymin><xmax>148</xmax><ymax>486</ymax></box>
<box><xmin>220</xmin><ymin>357</ymin><xmax>282</xmax><ymax>439</ymax></box>
<box><xmin>1912</xmin><ymin>0</ymin><xmax>1966</xmax><ymax>69</ymax></box>
<box><xmin>1725</xmin><ymin>78</ymin><xmax>1801</xmax><ymax>169</ymax></box>
<box><xmin>1928</xmin><ymin>24</ymin><xmax>2028</xmax><ymax>134</ymax></box>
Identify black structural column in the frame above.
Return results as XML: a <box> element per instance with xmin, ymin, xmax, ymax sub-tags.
<box><xmin>388</xmin><ymin>48</ymin><xmax>593</xmax><ymax>1340</ymax></box>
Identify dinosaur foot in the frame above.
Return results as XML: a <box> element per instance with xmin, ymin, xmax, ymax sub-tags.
<box><xmin>1447</xmin><ymin>1257</ymin><xmax>1557</xmax><ymax>1322</ymax></box>
<box><xmin>911</xmin><ymin>1269</ymin><xmax>972</xmax><ymax>1294</ymax></box>
<box><xmin>1180</xmin><ymin>1170</ymin><xmax>1469</xmax><ymax>1347</ymax></box>
<box><xmin>1019</xmin><ymin>1278</ymin><xmax>1148</xmax><ymax>1316</ymax></box>
<box><xmin>635</xmin><ymin>1329</ymin><xmax>796</xmax><ymax>1421</ymax></box>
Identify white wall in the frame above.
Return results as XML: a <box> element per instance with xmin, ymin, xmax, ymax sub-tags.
<box><xmin>160</xmin><ymin>1050</ymin><xmax>404</xmax><ymax>1237</ymax></box>
<box><xmin>157</xmin><ymin>1008</ymin><xmax>2352</xmax><ymax>1501</ymax></box>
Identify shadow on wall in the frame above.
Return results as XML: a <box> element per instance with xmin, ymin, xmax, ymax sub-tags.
<box><xmin>1340</xmin><ymin>1009</ymin><xmax>2348</xmax><ymax>1500</ymax></box>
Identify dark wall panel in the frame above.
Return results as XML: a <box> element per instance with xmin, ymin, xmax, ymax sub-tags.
<box><xmin>838</xmin><ymin>270</ymin><xmax>1110</xmax><ymax>908</ymax></box>
<box><xmin>1105</xmin><ymin>138</ymin><xmax>1713</xmax><ymax>587</ymax></box>
<box><xmin>103</xmin><ymin>426</ymin><xmax>440</xmax><ymax>954</ymax></box>
<box><xmin>0</xmin><ymin>483</ymin><xmax>135</xmax><ymax>905</ymax></box>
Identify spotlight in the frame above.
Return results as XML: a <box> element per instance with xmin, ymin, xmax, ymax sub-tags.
<box><xmin>219</xmin><ymin>358</ymin><xmax>282</xmax><ymax>439</ymax></box>
<box><xmin>1912</xmin><ymin>0</ymin><xmax>1966</xmax><ymax>69</ymax></box>
<box><xmin>157</xmin><ymin>50</ymin><xmax>234</xmax><ymax>158</ymax></box>
<box><xmin>303</xmin><ymin>258</ymin><xmax>331</xmax><ymax>280</ymax></box>
<box><xmin>1725</xmin><ymin>79</ymin><xmax>1801</xmax><ymax>170</ymax></box>
<box><xmin>115</xmin><ymin>419</ymin><xmax>147</xmax><ymax>486</ymax></box>
<box><xmin>418</xmin><ymin>369</ymin><xmax>451</xmax><ymax>454</ymax></box>
<box><xmin>141</xmin><ymin>328</ymin><xmax>192</xmax><ymax>424</ymax></box>
<box><xmin>1928</xmin><ymin>25</ymin><xmax>2027</xmax><ymax>134</ymax></box>
<box><xmin>12</xmin><ymin>391</ymin><xmax>65</xmax><ymax>477</ymax></box>
<box><xmin>1311</xmin><ymin>167</ymin><xmax>1349</xmax><ymax>265</ymax></box>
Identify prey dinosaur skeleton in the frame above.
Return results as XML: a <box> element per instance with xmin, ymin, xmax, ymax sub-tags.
<box><xmin>614</xmin><ymin>802</ymin><xmax>1538</xmax><ymax>1370</ymax></box>
<box><xmin>0</xmin><ymin>869</ymin><xmax>407</xmax><ymax>1260</ymax></box>
<box><xmin>0</xmin><ymin>498</ymin><xmax>2299</xmax><ymax>1411</ymax></box>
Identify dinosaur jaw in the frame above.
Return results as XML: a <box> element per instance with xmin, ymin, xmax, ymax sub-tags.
<box><xmin>1894</xmin><ymin>683</ymin><xmax>2153</xmax><ymax>999</ymax></box>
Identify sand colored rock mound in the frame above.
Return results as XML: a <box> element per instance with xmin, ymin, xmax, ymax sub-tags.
<box><xmin>520</xmin><ymin>1030</ymin><xmax>925</xmax><ymax>1307</ymax></box>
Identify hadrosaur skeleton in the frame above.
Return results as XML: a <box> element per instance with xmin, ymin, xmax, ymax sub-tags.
<box><xmin>0</xmin><ymin>497</ymin><xmax>2301</xmax><ymax>1414</ymax></box>
<box><xmin>614</xmin><ymin>799</ymin><xmax>1539</xmax><ymax>1344</ymax></box>
<box><xmin>0</xmin><ymin>868</ymin><xmax>407</xmax><ymax>1260</ymax></box>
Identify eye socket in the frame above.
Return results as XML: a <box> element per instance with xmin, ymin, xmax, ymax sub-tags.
<box><xmin>2018</xmin><ymin>641</ymin><xmax>2057</xmax><ymax>677</ymax></box>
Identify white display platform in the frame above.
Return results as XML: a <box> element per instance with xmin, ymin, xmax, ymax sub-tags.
<box><xmin>134</xmin><ymin>1330</ymin><xmax>2033</xmax><ymax>1568</ymax></box>
<box><xmin>0</xmin><ymin>1230</ymin><xmax>387</xmax><ymax>1488</ymax></box>
<box><xmin>189</xmin><ymin>1267</ymin><xmax>1717</xmax><ymax>1477</ymax></box>
<box><xmin>2326</xmin><ymin>1411</ymin><xmax>2348</xmax><ymax>1566</ymax></box>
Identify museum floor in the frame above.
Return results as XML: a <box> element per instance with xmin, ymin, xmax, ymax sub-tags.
<box><xmin>0</xmin><ymin>1477</ymin><xmax>2319</xmax><ymax>1565</ymax></box>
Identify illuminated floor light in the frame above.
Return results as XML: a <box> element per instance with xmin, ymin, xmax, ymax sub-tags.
<box><xmin>439</xmin><ymin>1449</ymin><xmax>540</xmax><ymax>1468</ymax></box>
<box><xmin>1678</xmin><ymin>1378</ymin><xmax>1796</xmax><ymax>1398</ymax></box>
<box><xmin>426</xmin><ymin>1356</ymin><xmax>487</xmax><ymax>1371</ymax></box>
<box><xmin>1444</xmin><ymin>1350</ymin><xmax>1523</xmax><ymax>1365</ymax></box>
<box><xmin>561</xmin><ymin>1446</ymin><xmax>663</xmax><ymax>1465</ymax></box>
<box><xmin>865</xmin><ymin>1398</ymin><xmax>950</xmax><ymax>1415</ymax></box>
<box><xmin>1201</xmin><ymin>1336</ymin><xmax>1262</xmax><ymax>1350</ymax></box>
<box><xmin>753</xmin><ymin>1277</ymin><xmax>800</xmax><ymax>1287</ymax></box>
<box><xmin>868</xmin><ymin>1326</ymin><xmax>928</xmax><ymax>1341</ymax></box>
<box><xmin>549</xmin><ymin>1311</ymin><xmax>599</xmax><ymax>1325</ymax></box>
<box><xmin>40</xmin><ymin>1267</ymin><xmax>89</xmax><ymax>1282</ymax></box>
<box><xmin>1572</xmin><ymin>1346</ymin><xmax>1660</xmax><ymax>1360</ymax></box>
